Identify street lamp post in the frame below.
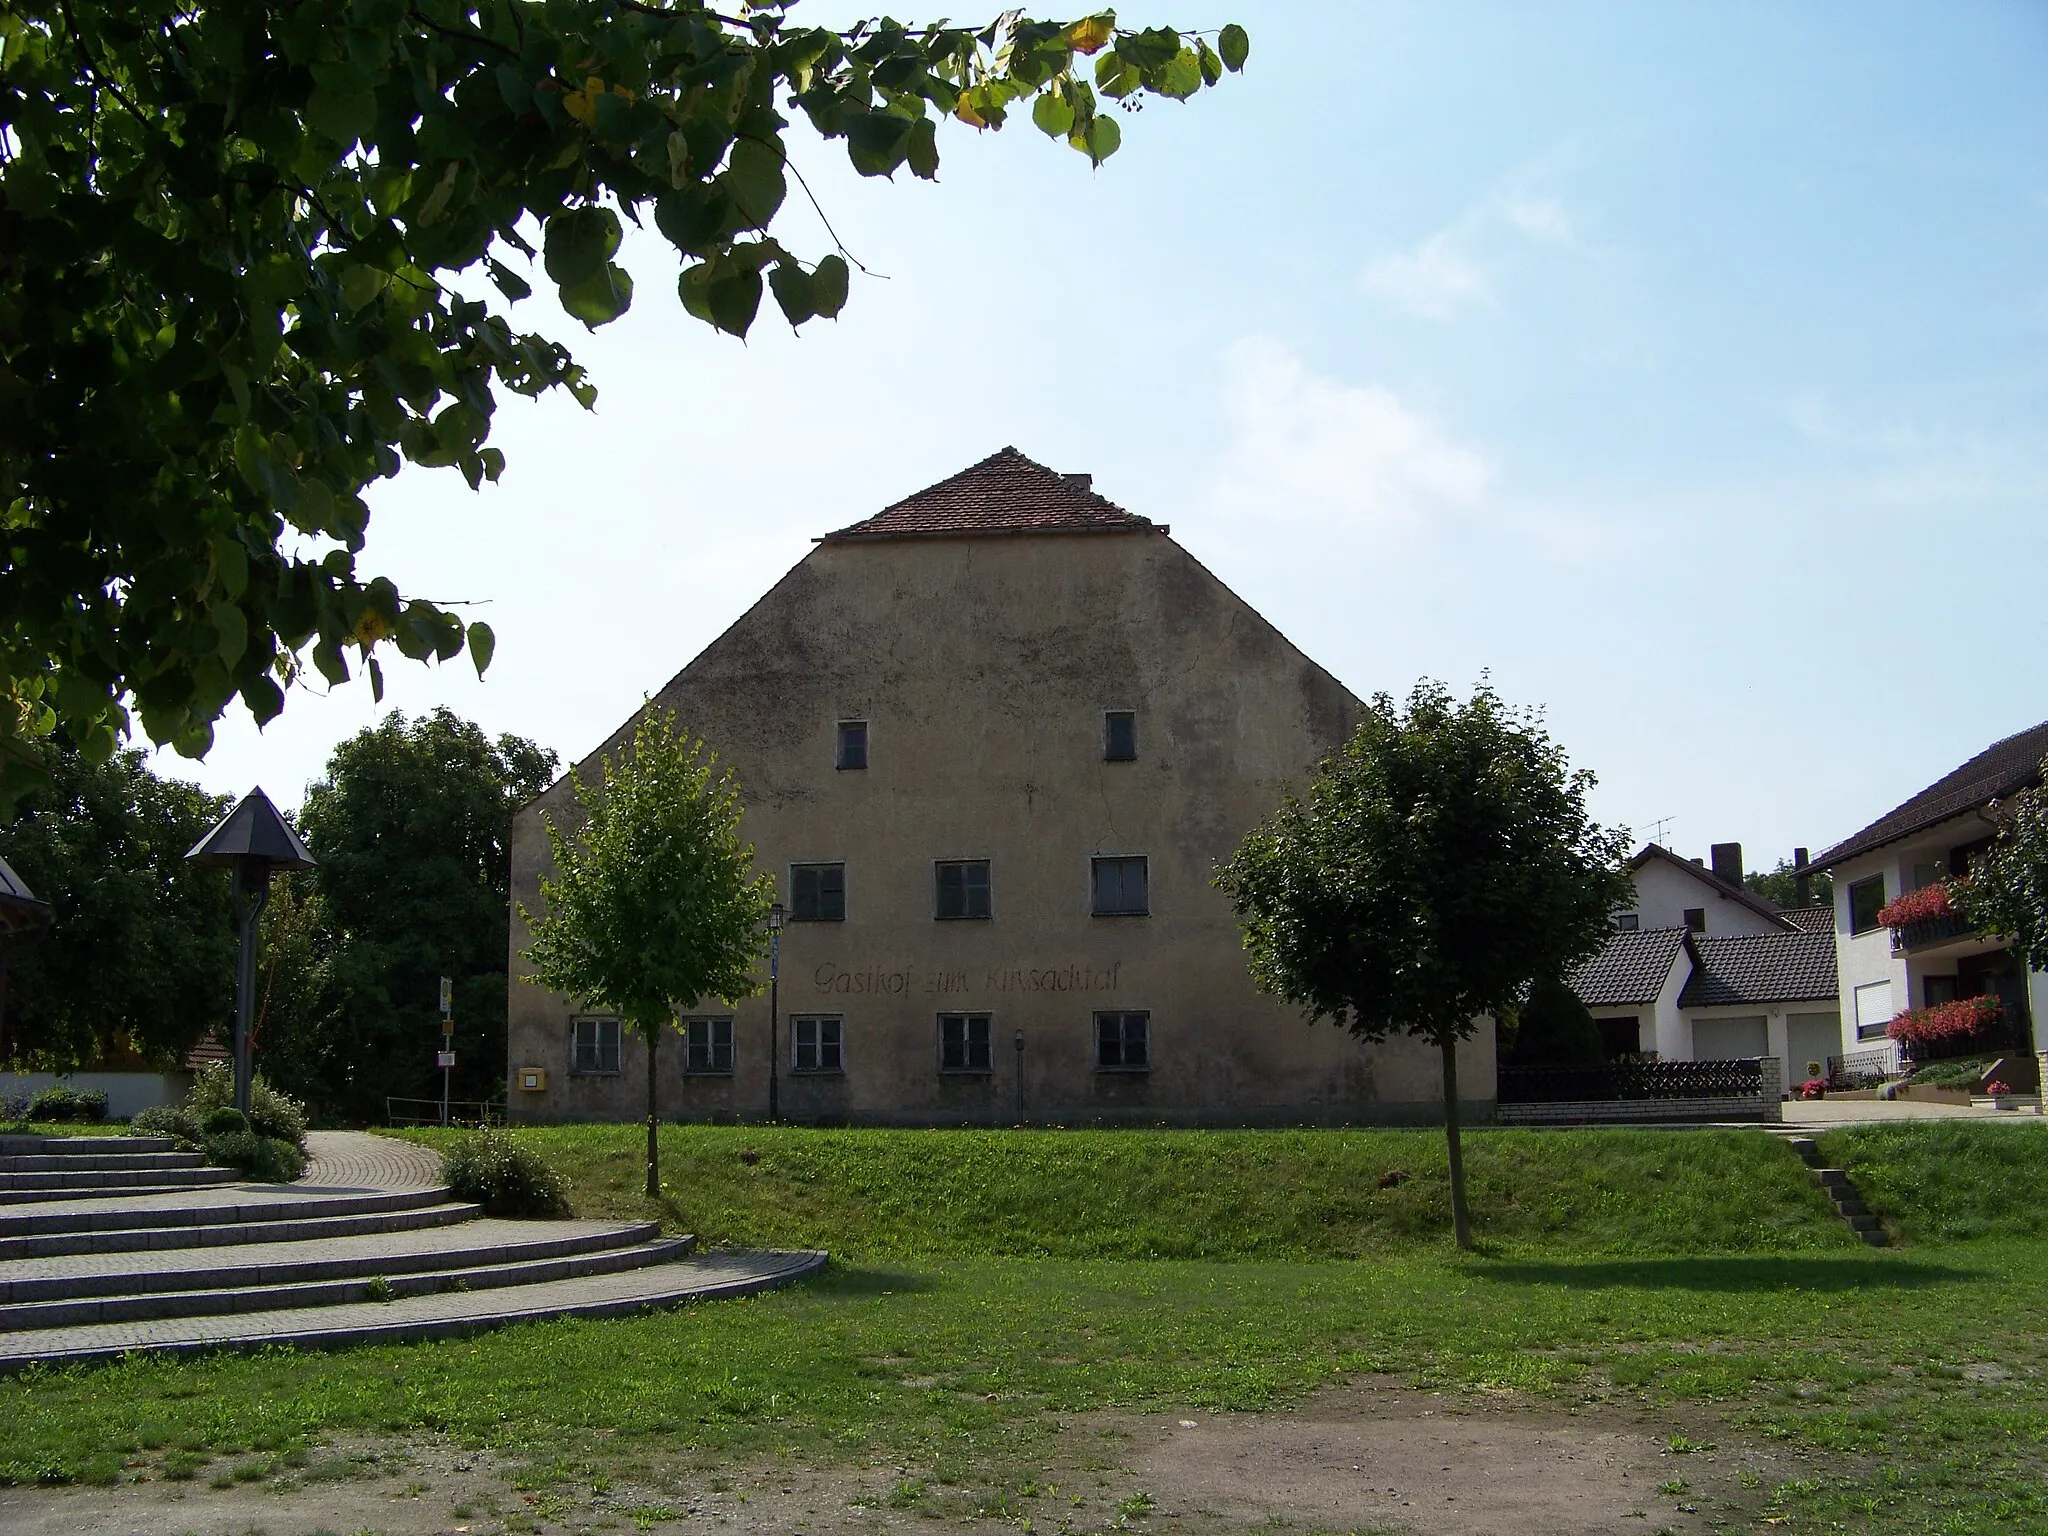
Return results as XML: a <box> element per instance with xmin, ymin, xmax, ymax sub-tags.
<box><xmin>185</xmin><ymin>789</ymin><xmax>316</xmax><ymax>1114</ymax></box>
<box><xmin>1014</xmin><ymin>1028</ymin><xmax>1025</xmax><ymax>1123</ymax></box>
<box><xmin>767</xmin><ymin>902</ymin><xmax>784</xmax><ymax>1123</ymax></box>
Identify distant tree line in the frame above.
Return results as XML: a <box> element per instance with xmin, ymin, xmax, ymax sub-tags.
<box><xmin>0</xmin><ymin>709</ymin><xmax>554</xmax><ymax>1123</ymax></box>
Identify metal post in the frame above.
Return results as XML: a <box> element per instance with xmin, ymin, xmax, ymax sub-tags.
<box><xmin>229</xmin><ymin>864</ymin><xmax>271</xmax><ymax>1116</ymax></box>
<box><xmin>439</xmin><ymin>975</ymin><xmax>454</xmax><ymax>1127</ymax></box>
<box><xmin>1014</xmin><ymin>1029</ymin><xmax>1025</xmax><ymax>1122</ymax></box>
<box><xmin>767</xmin><ymin>902</ymin><xmax>783</xmax><ymax>1123</ymax></box>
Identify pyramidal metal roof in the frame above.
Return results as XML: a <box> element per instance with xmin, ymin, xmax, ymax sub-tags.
<box><xmin>817</xmin><ymin>447</ymin><xmax>1161</xmax><ymax>541</ymax></box>
<box><xmin>184</xmin><ymin>788</ymin><xmax>316</xmax><ymax>870</ymax></box>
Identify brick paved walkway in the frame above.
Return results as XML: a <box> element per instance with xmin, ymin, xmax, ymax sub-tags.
<box><xmin>302</xmin><ymin>1130</ymin><xmax>446</xmax><ymax>1190</ymax></box>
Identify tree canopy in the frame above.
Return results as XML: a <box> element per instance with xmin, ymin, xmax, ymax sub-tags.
<box><xmin>257</xmin><ymin>706</ymin><xmax>556</xmax><ymax>1121</ymax></box>
<box><xmin>523</xmin><ymin>708</ymin><xmax>769</xmax><ymax>1192</ymax></box>
<box><xmin>0</xmin><ymin>2</ymin><xmax>1248</xmax><ymax>813</ymax></box>
<box><xmin>1746</xmin><ymin>855</ymin><xmax>1833</xmax><ymax>912</ymax></box>
<box><xmin>1958</xmin><ymin>756</ymin><xmax>2048</xmax><ymax>975</ymax></box>
<box><xmin>0</xmin><ymin>743</ymin><xmax>234</xmax><ymax>1068</ymax></box>
<box><xmin>1215</xmin><ymin>680</ymin><xmax>1632</xmax><ymax>1245</ymax></box>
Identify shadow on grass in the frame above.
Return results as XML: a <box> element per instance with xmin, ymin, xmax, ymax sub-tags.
<box><xmin>809</xmin><ymin>1266</ymin><xmax>940</xmax><ymax>1298</ymax></box>
<box><xmin>1468</xmin><ymin>1255</ymin><xmax>1979</xmax><ymax>1293</ymax></box>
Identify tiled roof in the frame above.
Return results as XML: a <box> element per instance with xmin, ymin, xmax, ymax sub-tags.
<box><xmin>1678</xmin><ymin>931</ymin><xmax>1839</xmax><ymax>1008</ymax></box>
<box><xmin>819</xmin><ymin>448</ymin><xmax>1158</xmax><ymax>541</ymax></box>
<box><xmin>1628</xmin><ymin>843</ymin><xmax>1794</xmax><ymax>931</ymax></box>
<box><xmin>1815</xmin><ymin>720</ymin><xmax>2048</xmax><ymax>869</ymax></box>
<box><xmin>1779</xmin><ymin>906</ymin><xmax>1834</xmax><ymax>935</ymax></box>
<box><xmin>1569</xmin><ymin>928</ymin><xmax>1687</xmax><ymax>1008</ymax></box>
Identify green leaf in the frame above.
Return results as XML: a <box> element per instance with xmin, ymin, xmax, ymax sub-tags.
<box><xmin>768</xmin><ymin>263</ymin><xmax>815</xmax><ymax>326</ymax></box>
<box><xmin>543</xmin><ymin>206</ymin><xmax>622</xmax><ymax>289</ymax></box>
<box><xmin>338</xmin><ymin>265</ymin><xmax>389</xmax><ymax>313</ymax></box>
<box><xmin>720</xmin><ymin>137</ymin><xmax>788</xmax><ymax>230</ymax></box>
<box><xmin>1094</xmin><ymin>50</ymin><xmax>1142</xmax><ymax>100</ymax></box>
<box><xmin>468</xmin><ymin>621</ymin><xmax>496</xmax><ymax>677</ymax></box>
<box><xmin>655</xmin><ymin>188</ymin><xmax>731</xmax><ymax>257</ymax></box>
<box><xmin>844</xmin><ymin>111</ymin><xmax>915</xmax><ymax>177</ymax></box>
<box><xmin>210</xmin><ymin>602</ymin><xmax>248</xmax><ymax>669</ymax></box>
<box><xmin>810</xmin><ymin>255</ymin><xmax>850</xmax><ymax>319</ymax></box>
<box><xmin>1197</xmin><ymin>39</ymin><xmax>1224</xmax><ymax>86</ymax></box>
<box><xmin>678</xmin><ymin>263</ymin><xmax>715</xmax><ymax>324</ymax></box>
<box><xmin>1219</xmin><ymin>23</ymin><xmax>1251</xmax><ymax>72</ymax></box>
<box><xmin>487</xmin><ymin>259</ymin><xmax>532</xmax><ymax>302</ymax></box>
<box><xmin>306</xmin><ymin>81</ymin><xmax>377</xmax><ymax>148</ymax></box>
<box><xmin>1157</xmin><ymin>48</ymin><xmax>1203</xmax><ymax>101</ymax></box>
<box><xmin>1078</xmin><ymin>113</ymin><xmax>1122</xmax><ymax>165</ymax></box>
<box><xmin>907</xmin><ymin>118</ymin><xmax>939</xmax><ymax>180</ymax></box>
<box><xmin>559</xmin><ymin>262</ymin><xmax>635</xmax><ymax>328</ymax></box>
<box><xmin>1032</xmin><ymin>91</ymin><xmax>1077</xmax><ymax>139</ymax></box>
<box><xmin>707</xmin><ymin>269</ymin><xmax>763</xmax><ymax>337</ymax></box>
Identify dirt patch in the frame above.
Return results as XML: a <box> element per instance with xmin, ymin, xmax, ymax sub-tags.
<box><xmin>0</xmin><ymin>1379</ymin><xmax>1798</xmax><ymax>1535</ymax></box>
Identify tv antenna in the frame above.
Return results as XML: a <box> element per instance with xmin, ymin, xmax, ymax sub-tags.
<box><xmin>1647</xmin><ymin>815</ymin><xmax>1676</xmax><ymax>846</ymax></box>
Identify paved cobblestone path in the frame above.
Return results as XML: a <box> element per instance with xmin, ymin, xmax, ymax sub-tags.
<box><xmin>301</xmin><ymin>1130</ymin><xmax>445</xmax><ymax>1190</ymax></box>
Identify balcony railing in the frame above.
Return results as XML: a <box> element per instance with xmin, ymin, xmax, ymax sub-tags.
<box><xmin>1891</xmin><ymin>912</ymin><xmax>1977</xmax><ymax>954</ymax></box>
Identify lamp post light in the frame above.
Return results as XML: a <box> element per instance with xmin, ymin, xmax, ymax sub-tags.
<box><xmin>767</xmin><ymin>902</ymin><xmax>784</xmax><ymax>1123</ymax></box>
<box><xmin>185</xmin><ymin>789</ymin><xmax>316</xmax><ymax>1114</ymax></box>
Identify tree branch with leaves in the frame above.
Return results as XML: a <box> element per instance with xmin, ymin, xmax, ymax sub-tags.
<box><xmin>0</xmin><ymin>2</ymin><xmax>1249</xmax><ymax>811</ymax></box>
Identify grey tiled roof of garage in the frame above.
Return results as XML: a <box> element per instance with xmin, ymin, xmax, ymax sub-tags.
<box><xmin>1779</xmin><ymin>906</ymin><xmax>1834</xmax><ymax>935</ymax></box>
<box><xmin>1569</xmin><ymin>928</ymin><xmax>1687</xmax><ymax>1008</ymax></box>
<box><xmin>1677</xmin><ymin>931</ymin><xmax>1839</xmax><ymax>1007</ymax></box>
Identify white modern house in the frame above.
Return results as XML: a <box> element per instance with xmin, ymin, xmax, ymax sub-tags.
<box><xmin>1814</xmin><ymin>721</ymin><xmax>2048</xmax><ymax>1074</ymax></box>
<box><xmin>1569</xmin><ymin>843</ymin><xmax>1840</xmax><ymax>1075</ymax></box>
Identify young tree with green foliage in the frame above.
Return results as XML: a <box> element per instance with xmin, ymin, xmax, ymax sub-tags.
<box><xmin>1745</xmin><ymin>856</ymin><xmax>1834</xmax><ymax>911</ymax></box>
<box><xmin>262</xmin><ymin>708</ymin><xmax>556</xmax><ymax>1122</ymax></box>
<box><xmin>523</xmin><ymin>710</ymin><xmax>771</xmax><ymax>1197</ymax></box>
<box><xmin>1957</xmin><ymin>756</ymin><xmax>2048</xmax><ymax>976</ymax></box>
<box><xmin>1</xmin><ymin>2</ymin><xmax>1249</xmax><ymax>812</ymax></box>
<box><xmin>1215</xmin><ymin>681</ymin><xmax>1633</xmax><ymax>1248</ymax></box>
<box><xmin>1505</xmin><ymin>974</ymin><xmax>1607</xmax><ymax>1067</ymax></box>
<box><xmin>0</xmin><ymin>744</ymin><xmax>234</xmax><ymax>1067</ymax></box>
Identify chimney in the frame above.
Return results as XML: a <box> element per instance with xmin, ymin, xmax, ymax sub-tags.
<box><xmin>1062</xmin><ymin>472</ymin><xmax>1092</xmax><ymax>491</ymax></box>
<box><xmin>1793</xmin><ymin>847</ymin><xmax>1811</xmax><ymax>907</ymax></box>
<box><xmin>1711</xmin><ymin>842</ymin><xmax>1744</xmax><ymax>888</ymax></box>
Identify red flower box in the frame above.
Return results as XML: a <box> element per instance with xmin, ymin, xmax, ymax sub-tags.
<box><xmin>1886</xmin><ymin>994</ymin><xmax>2002</xmax><ymax>1046</ymax></box>
<box><xmin>1876</xmin><ymin>882</ymin><xmax>1955</xmax><ymax>928</ymax></box>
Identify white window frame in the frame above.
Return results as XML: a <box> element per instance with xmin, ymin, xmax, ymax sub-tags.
<box><xmin>938</xmin><ymin>1013</ymin><xmax>993</xmax><ymax>1074</ymax></box>
<box><xmin>792</xmin><ymin>1015</ymin><xmax>844</xmax><ymax>1075</ymax></box>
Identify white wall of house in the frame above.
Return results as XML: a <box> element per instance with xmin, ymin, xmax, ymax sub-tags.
<box><xmin>1648</xmin><ymin>951</ymin><xmax>1691</xmax><ymax>1060</ymax></box>
<box><xmin>1832</xmin><ymin>843</ymin><xmax>1910</xmax><ymax>1065</ymax></box>
<box><xmin>1624</xmin><ymin>858</ymin><xmax>1783</xmax><ymax>936</ymax></box>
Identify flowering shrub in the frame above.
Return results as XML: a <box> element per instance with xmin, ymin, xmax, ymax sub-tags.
<box><xmin>1876</xmin><ymin>882</ymin><xmax>1956</xmax><ymax>928</ymax></box>
<box><xmin>1985</xmin><ymin>1079</ymin><xmax>2013</xmax><ymax>1097</ymax></box>
<box><xmin>1886</xmin><ymin>994</ymin><xmax>2002</xmax><ymax>1047</ymax></box>
<box><xmin>1798</xmin><ymin>1078</ymin><xmax>1828</xmax><ymax>1100</ymax></box>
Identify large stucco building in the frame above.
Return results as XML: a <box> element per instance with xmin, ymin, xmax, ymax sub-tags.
<box><xmin>506</xmin><ymin>449</ymin><xmax>1494</xmax><ymax>1126</ymax></box>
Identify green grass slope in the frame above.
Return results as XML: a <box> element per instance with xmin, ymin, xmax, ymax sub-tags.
<box><xmin>1821</xmin><ymin>1120</ymin><xmax>2048</xmax><ymax>1242</ymax></box>
<box><xmin>397</xmin><ymin>1124</ymin><xmax>1852</xmax><ymax>1258</ymax></box>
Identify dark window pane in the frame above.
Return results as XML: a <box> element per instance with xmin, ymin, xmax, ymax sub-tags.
<box><xmin>837</xmin><ymin>720</ymin><xmax>868</xmax><ymax>770</ymax></box>
<box><xmin>1104</xmin><ymin>711</ymin><xmax>1137</xmax><ymax>761</ymax></box>
<box><xmin>1848</xmin><ymin>875</ymin><xmax>1886</xmax><ymax>935</ymax></box>
<box><xmin>1092</xmin><ymin>856</ymin><xmax>1148</xmax><ymax>915</ymax></box>
<box><xmin>940</xmin><ymin>1014</ymin><xmax>992</xmax><ymax>1072</ymax></box>
<box><xmin>937</xmin><ymin>861</ymin><xmax>991</xmax><ymax>920</ymax></box>
<box><xmin>1683</xmin><ymin>907</ymin><xmax>1706</xmax><ymax>933</ymax></box>
<box><xmin>1096</xmin><ymin>1011</ymin><xmax>1150</xmax><ymax>1069</ymax></box>
<box><xmin>792</xmin><ymin>863</ymin><xmax>845</xmax><ymax>922</ymax></box>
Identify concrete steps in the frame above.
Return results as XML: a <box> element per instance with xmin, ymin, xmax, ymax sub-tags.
<box><xmin>1787</xmin><ymin>1136</ymin><xmax>1888</xmax><ymax>1245</ymax></box>
<box><xmin>0</xmin><ymin>1132</ymin><xmax>826</xmax><ymax>1366</ymax></box>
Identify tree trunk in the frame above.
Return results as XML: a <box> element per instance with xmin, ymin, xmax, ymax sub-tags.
<box><xmin>645</xmin><ymin>1024</ymin><xmax>660</xmax><ymax>1200</ymax></box>
<box><xmin>1440</xmin><ymin>1035</ymin><xmax>1473</xmax><ymax>1249</ymax></box>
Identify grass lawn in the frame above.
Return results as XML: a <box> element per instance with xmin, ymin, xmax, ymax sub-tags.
<box><xmin>5</xmin><ymin>1121</ymin><xmax>2048</xmax><ymax>1534</ymax></box>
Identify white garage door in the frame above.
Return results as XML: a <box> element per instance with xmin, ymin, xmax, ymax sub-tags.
<box><xmin>1692</xmin><ymin>1015</ymin><xmax>1768</xmax><ymax>1060</ymax></box>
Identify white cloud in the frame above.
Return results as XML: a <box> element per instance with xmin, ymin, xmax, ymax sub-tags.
<box><xmin>1205</xmin><ymin>336</ymin><xmax>1491</xmax><ymax>533</ymax></box>
<box><xmin>1359</xmin><ymin>175</ymin><xmax>1585</xmax><ymax>320</ymax></box>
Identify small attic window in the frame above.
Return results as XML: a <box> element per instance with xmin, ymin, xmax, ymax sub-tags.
<box><xmin>836</xmin><ymin>720</ymin><xmax>867</xmax><ymax>771</ymax></box>
<box><xmin>1103</xmin><ymin>710</ymin><xmax>1136</xmax><ymax>762</ymax></box>
<box><xmin>1683</xmin><ymin>907</ymin><xmax>1706</xmax><ymax>933</ymax></box>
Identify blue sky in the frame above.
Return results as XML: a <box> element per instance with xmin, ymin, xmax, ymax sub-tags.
<box><xmin>168</xmin><ymin>1</ymin><xmax>2048</xmax><ymax>873</ymax></box>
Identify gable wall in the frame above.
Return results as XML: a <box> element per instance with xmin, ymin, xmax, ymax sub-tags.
<box><xmin>508</xmin><ymin>529</ymin><xmax>1493</xmax><ymax>1126</ymax></box>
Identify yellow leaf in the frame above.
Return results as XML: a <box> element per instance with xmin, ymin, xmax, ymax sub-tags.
<box><xmin>352</xmin><ymin>609</ymin><xmax>391</xmax><ymax>648</ymax></box>
<box><xmin>954</xmin><ymin>97</ymin><xmax>988</xmax><ymax>128</ymax></box>
<box><xmin>1064</xmin><ymin>15</ymin><xmax>1114</xmax><ymax>55</ymax></box>
<box><xmin>562</xmin><ymin>88</ymin><xmax>595</xmax><ymax>127</ymax></box>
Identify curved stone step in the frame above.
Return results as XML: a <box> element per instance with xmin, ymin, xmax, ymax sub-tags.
<box><xmin>0</xmin><ymin>1248</ymin><xmax>829</xmax><ymax>1368</ymax></box>
<box><xmin>0</xmin><ymin>1182</ymin><xmax>450</xmax><ymax>1239</ymax></box>
<box><xmin>0</xmin><ymin>1151</ymin><xmax>208</xmax><ymax>1174</ymax></box>
<box><xmin>0</xmin><ymin>1183</ymin><xmax>236</xmax><ymax>1206</ymax></box>
<box><xmin>0</xmin><ymin>1235</ymin><xmax>697</xmax><ymax>1329</ymax></box>
<box><xmin>0</xmin><ymin>1192</ymin><xmax>478</xmax><ymax>1262</ymax></box>
<box><xmin>0</xmin><ymin>1218</ymin><xmax>671</xmax><ymax>1303</ymax></box>
<box><xmin>0</xmin><ymin>1166</ymin><xmax>241</xmax><ymax>1194</ymax></box>
<box><xmin>0</xmin><ymin>1137</ymin><xmax>175</xmax><ymax>1156</ymax></box>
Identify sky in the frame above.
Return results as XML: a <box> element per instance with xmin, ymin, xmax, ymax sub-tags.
<box><xmin>160</xmin><ymin>0</ymin><xmax>2048</xmax><ymax>874</ymax></box>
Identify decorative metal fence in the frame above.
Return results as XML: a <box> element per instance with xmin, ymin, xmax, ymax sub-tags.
<box><xmin>1497</xmin><ymin>1058</ymin><xmax>1765</xmax><ymax>1105</ymax></box>
<box><xmin>1826</xmin><ymin>1049</ymin><xmax>1898</xmax><ymax>1089</ymax></box>
<box><xmin>385</xmin><ymin>1097</ymin><xmax>506</xmax><ymax>1128</ymax></box>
